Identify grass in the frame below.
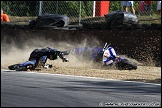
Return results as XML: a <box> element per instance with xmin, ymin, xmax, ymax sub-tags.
<box><xmin>8</xmin><ymin>14</ymin><xmax>161</xmax><ymax>25</ymax></box>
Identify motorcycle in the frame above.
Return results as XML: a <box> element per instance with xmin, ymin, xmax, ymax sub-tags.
<box><xmin>70</xmin><ymin>43</ymin><xmax>137</xmax><ymax>70</ymax></box>
<box><xmin>8</xmin><ymin>61</ymin><xmax>37</xmax><ymax>71</ymax></box>
<box><xmin>8</xmin><ymin>50</ymin><xmax>70</xmax><ymax>71</ymax></box>
<box><xmin>111</xmin><ymin>56</ymin><xmax>137</xmax><ymax>70</ymax></box>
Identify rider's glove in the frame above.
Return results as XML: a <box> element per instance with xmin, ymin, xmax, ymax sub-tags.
<box><xmin>62</xmin><ymin>58</ymin><xmax>69</xmax><ymax>62</ymax></box>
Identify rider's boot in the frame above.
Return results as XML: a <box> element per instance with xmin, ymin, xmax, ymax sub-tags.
<box><xmin>44</xmin><ymin>64</ymin><xmax>53</xmax><ymax>69</ymax></box>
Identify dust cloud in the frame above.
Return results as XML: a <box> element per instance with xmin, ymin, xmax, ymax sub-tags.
<box><xmin>1</xmin><ymin>33</ymin><xmax>155</xmax><ymax>70</ymax></box>
<box><xmin>1</xmin><ymin>36</ymin><xmax>101</xmax><ymax>69</ymax></box>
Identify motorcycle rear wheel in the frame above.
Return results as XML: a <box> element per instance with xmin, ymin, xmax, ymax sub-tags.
<box><xmin>116</xmin><ymin>59</ymin><xmax>137</xmax><ymax>70</ymax></box>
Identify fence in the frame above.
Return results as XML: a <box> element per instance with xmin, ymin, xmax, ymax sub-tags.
<box><xmin>1</xmin><ymin>1</ymin><xmax>161</xmax><ymax>25</ymax></box>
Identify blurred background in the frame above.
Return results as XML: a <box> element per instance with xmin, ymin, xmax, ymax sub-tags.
<box><xmin>1</xmin><ymin>1</ymin><xmax>161</xmax><ymax>25</ymax></box>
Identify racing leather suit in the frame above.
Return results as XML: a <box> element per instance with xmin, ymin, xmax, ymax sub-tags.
<box><xmin>28</xmin><ymin>47</ymin><xmax>68</xmax><ymax>68</ymax></box>
<box><xmin>102</xmin><ymin>46</ymin><xmax>117</xmax><ymax>66</ymax></box>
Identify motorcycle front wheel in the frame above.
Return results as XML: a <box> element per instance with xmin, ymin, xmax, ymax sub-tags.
<box><xmin>8</xmin><ymin>64</ymin><xmax>21</xmax><ymax>70</ymax></box>
<box><xmin>8</xmin><ymin>64</ymin><xmax>34</xmax><ymax>71</ymax></box>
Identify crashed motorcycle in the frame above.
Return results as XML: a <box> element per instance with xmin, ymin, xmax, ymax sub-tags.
<box><xmin>8</xmin><ymin>50</ymin><xmax>70</xmax><ymax>71</ymax></box>
<box><xmin>70</xmin><ymin>43</ymin><xmax>137</xmax><ymax>70</ymax></box>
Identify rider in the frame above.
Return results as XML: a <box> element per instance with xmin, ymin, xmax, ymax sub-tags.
<box><xmin>28</xmin><ymin>47</ymin><xmax>69</xmax><ymax>69</ymax></box>
<box><xmin>102</xmin><ymin>45</ymin><xmax>120</xmax><ymax>66</ymax></box>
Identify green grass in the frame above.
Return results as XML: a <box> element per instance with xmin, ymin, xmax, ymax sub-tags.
<box><xmin>8</xmin><ymin>14</ymin><xmax>161</xmax><ymax>25</ymax></box>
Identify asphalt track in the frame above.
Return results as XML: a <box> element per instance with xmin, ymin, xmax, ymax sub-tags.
<box><xmin>1</xmin><ymin>70</ymin><xmax>161</xmax><ymax>107</ymax></box>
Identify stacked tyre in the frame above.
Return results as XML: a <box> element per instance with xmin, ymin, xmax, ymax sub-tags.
<box><xmin>110</xmin><ymin>23</ymin><xmax>161</xmax><ymax>30</ymax></box>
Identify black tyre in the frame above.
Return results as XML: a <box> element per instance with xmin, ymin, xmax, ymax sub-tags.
<box><xmin>142</xmin><ymin>24</ymin><xmax>151</xmax><ymax>30</ymax></box>
<box><xmin>8</xmin><ymin>64</ymin><xmax>21</xmax><ymax>70</ymax></box>
<box><xmin>121</xmin><ymin>23</ymin><xmax>132</xmax><ymax>30</ymax></box>
<box><xmin>131</xmin><ymin>23</ymin><xmax>142</xmax><ymax>30</ymax></box>
<box><xmin>150</xmin><ymin>23</ymin><xmax>161</xmax><ymax>30</ymax></box>
<box><xmin>110</xmin><ymin>16</ymin><xmax>123</xmax><ymax>30</ymax></box>
<box><xmin>55</xmin><ymin>20</ymin><xmax>65</xmax><ymax>27</ymax></box>
<box><xmin>82</xmin><ymin>23</ymin><xmax>90</xmax><ymax>29</ymax></box>
<box><xmin>29</xmin><ymin>20</ymin><xmax>36</xmax><ymax>28</ymax></box>
<box><xmin>116</xmin><ymin>59</ymin><xmax>137</xmax><ymax>70</ymax></box>
<box><xmin>110</xmin><ymin>22</ymin><xmax>122</xmax><ymax>30</ymax></box>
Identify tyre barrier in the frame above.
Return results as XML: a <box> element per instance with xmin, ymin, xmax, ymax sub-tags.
<box><xmin>82</xmin><ymin>22</ymin><xmax>161</xmax><ymax>30</ymax></box>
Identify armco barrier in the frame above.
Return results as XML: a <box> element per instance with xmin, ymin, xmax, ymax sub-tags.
<box><xmin>1</xmin><ymin>24</ymin><xmax>161</xmax><ymax>66</ymax></box>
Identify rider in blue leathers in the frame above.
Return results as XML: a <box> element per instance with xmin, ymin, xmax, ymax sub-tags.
<box><xmin>27</xmin><ymin>47</ymin><xmax>69</xmax><ymax>69</ymax></box>
<box><xmin>102</xmin><ymin>46</ymin><xmax>120</xmax><ymax>66</ymax></box>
